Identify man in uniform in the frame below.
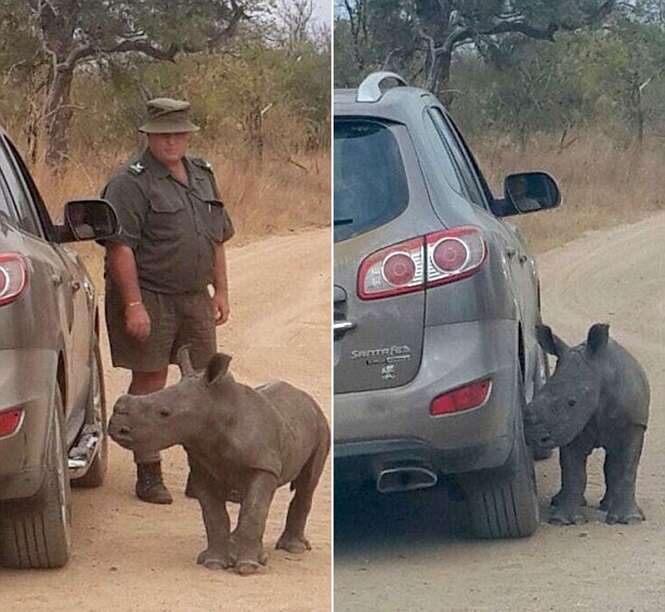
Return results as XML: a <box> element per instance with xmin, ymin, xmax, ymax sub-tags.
<box><xmin>102</xmin><ymin>98</ymin><xmax>234</xmax><ymax>504</ymax></box>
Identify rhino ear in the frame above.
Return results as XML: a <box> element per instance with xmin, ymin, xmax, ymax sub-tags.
<box><xmin>586</xmin><ymin>323</ymin><xmax>609</xmax><ymax>357</ymax></box>
<box><xmin>206</xmin><ymin>352</ymin><xmax>232</xmax><ymax>384</ymax></box>
<box><xmin>536</xmin><ymin>324</ymin><xmax>569</xmax><ymax>358</ymax></box>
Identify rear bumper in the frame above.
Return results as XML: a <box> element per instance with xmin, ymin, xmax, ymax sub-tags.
<box><xmin>334</xmin><ymin>319</ymin><xmax>520</xmax><ymax>483</ymax></box>
<box><xmin>335</xmin><ymin>435</ymin><xmax>514</xmax><ymax>487</ymax></box>
<box><xmin>0</xmin><ymin>349</ymin><xmax>57</xmax><ymax>500</ymax></box>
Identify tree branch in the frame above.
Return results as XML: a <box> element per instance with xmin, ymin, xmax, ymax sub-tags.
<box><xmin>67</xmin><ymin>39</ymin><xmax>179</xmax><ymax>68</ymax></box>
<box><xmin>479</xmin><ymin>20</ymin><xmax>559</xmax><ymax>41</ymax></box>
<box><xmin>343</xmin><ymin>0</ymin><xmax>356</xmax><ymax>33</ymax></box>
<box><xmin>208</xmin><ymin>0</ymin><xmax>249</xmax><ymax>51</ymax></box>
<box><xmin>382</xmin><ymin>48</ymin><xmax>401</xmax><ymax>70</ymax></box>
<box><xmin>439</xmin><ymin>1</ymin><xmax>616</xmax><ymax>53</ymax></box>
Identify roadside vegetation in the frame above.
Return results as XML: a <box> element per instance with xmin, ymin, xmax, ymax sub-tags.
<box><xmin>477</xmin><ymin>134</ymin><xmax>665</xmax><ymax>253</ymax></box>
<box><xmin>335</xmin><ymin>0</ymin><xmax>665</xmax><ymax>251</ymax></box>
<box><xmin>0</xmin><ymin>0</ymin><xmax>330</xmax><ymax>244</ymax></box>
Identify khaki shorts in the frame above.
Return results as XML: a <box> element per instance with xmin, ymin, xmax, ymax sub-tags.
<box><xmin>105</xmin><ymin>287</ymin><xmax>217</xmax><ymax>372</ymax></box>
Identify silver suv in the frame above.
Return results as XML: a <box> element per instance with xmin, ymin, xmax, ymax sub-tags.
<box><xmin>0</xmin><ymin>126</ymin><xmax>117</xmax><ymax>567</ymax></box>
<box><xmin>334</xmin><ymin>73</ymin><xmax>561</xmax><ymax>538</ymax></box>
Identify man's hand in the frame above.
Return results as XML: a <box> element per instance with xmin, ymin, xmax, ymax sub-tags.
<box><xmin>125</xmin><ymin>303</ymin><xmax>151</xmax><ymax>341</ymax></box>
<box><xmin>212</xmin><ymin>242</ymin><xmax>230</xmax><ymax>326</ymax></box>
<box><xmin>212</xmin><ymin>292</ymin><xmax>230</xmax><ymax>325</ymax></box>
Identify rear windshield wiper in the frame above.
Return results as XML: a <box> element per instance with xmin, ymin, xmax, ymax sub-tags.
<box><xmin>334</xmin><ymin>217</ymin><xmax>354</xmax><ymax>226</ymax></box>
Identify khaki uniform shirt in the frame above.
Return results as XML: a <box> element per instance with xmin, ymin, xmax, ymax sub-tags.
<box><xmin>102</xmin><ymin>149</ymin><xmax>234</xmax><ymax>294</ymax></box>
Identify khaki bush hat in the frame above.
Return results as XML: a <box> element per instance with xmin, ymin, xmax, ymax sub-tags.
<box><xmin>139</xmin><ymin>98</ymin><xmax>200</xmax><ymax>134</ymax></box>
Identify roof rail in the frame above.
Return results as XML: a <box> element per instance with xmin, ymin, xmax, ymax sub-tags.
<box><xmin>356</xmin><ymin>72</ymin><xmax>408</xmax><ymax>103</ymax></box>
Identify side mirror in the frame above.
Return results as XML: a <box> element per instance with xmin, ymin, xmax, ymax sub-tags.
<box><xmin>504</xmin><ymin>172</ymin><xmax>561</xmax><ymax>214</ymax></box>
<box><xmin>57</xmin><ymin>199</ymin><xmax>118</xmax><ymax>243</ymax></box>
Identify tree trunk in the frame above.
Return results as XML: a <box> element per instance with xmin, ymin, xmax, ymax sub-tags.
<box><xmin>24</xmin><ymin>71</ymin><xmax>44</xmax><ymax>167</ymax></box>
<box><xmin>37</xmin><ymin>0</ymin><xmax>79</xmax><ymax>169</ymax></box>
<box><xmin>635</xmin><ymin>84</ymin><xmax>644</xmax><ymax>146</ymax></box>
<box><xmin>518</xmin><ymin>123</ymin><xmax>528</xmax><ymax>154</ymax></box>
<box><xmin>418</xmin><ymin>0</ymin><xmax>453</xmax><ymax>102</ymax></box>
<box><xmin>429</xmin><ymin>50</ymin><xmax>453</xmax><ymax>105</ymax></box>
<box><xmin>352</xmin><ymin>37</ymin><xmax>366</xmax><ymax>75</ymax></box>
<box><xmin>44</xmin><ymin>66</ymin><xmax>75</xmax><ymax>168</ymax></box>
<box><xmin>246</xmin><ymin>98</ymin><xmax>264</xmax><ymax>162</ymax></box>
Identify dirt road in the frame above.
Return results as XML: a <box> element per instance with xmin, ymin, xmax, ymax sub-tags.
<box><xmin>334</xmin><ymin>214</ymin><xmax>665</xmax><ymax>611</ymax></box>
<box><xmin>1</xmin><ymin>228</ymin><xmax>331</xmax><ymax>612</ymax></box>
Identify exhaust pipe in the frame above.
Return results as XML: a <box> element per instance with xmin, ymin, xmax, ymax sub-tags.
<box><xmin>376</xmin><ymin>466</ymin><xmax>438</xmax><ymax>494</ymax></box>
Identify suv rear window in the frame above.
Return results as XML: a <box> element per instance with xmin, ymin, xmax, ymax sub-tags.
<box><xmin>334</xmin><ymin>120</ymin><xmax>409</xmax><ymax>242</ymax></box>
<box><xmin>0</xmin><ymin>178</ymin><xmax>13</xmax><ymax>219</ymax></box>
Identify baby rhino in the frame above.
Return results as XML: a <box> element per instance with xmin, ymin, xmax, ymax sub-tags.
<box><xmin>524</xmin><ymin>323</ymin><xmax>649</xmax><ymax>526</ymax></box>
<box><xmin>108</xmin><ymin>348</ymin><xmax>330</xmax><ymax>575</ymax></box>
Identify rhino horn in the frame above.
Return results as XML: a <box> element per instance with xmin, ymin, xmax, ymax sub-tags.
<box><xmin>177</xmin><ymin>345</ymin><xmax>195</xmax><ymax>377</ymax></box>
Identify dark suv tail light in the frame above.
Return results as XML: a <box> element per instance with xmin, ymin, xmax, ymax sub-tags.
<box><xmin>0</xmin><ymin>407</ymin><xmax>24</xmax><ymax>438</ymax></box>
<box><xmin>357</xmin><ymin>227</ymin><xmax>486</xmax><ymax>300</ymax></box>
<box><xmin>0</xmin><ymin>253</ymin><xmax>28</xmax><ymax>307</ymax></box>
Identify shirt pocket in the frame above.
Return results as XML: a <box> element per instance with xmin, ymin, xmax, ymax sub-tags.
<box><xmin>206</xmin><ymin>200</ymin><xmax>234</xmax><ymax>242</ymax></box>
<box><xmin>146</xmin><ymin>192</ymin><xmax>186</xmax><ymax>241</ymax></box>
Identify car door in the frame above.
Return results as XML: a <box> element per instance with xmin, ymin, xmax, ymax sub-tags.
<box><xmin>0</xmin><ymin>137</ymin><xmax>92</xmax><ymax>429</ymax></box>
<box><xmin>433</xmin><ymin>108</ymin><xmax>541</xmax><ymax>385</ymax></box>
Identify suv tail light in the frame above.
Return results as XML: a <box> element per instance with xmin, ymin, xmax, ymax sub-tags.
<box><xmin>357</xmin><ymin>227</ymin><xmax>486</xmax><ymax>300</ymax></box>
<box><xmin>0</xmin><ymin>253</ymin><xmax>28</xmax><ymax>307</ymax></box>
<box><xmin>0</xmin><ymin>407</ymin><xmax>24</xmax><ymax>438</ymax></box>
<box><xmin>430</xmin><ymin>379</ymin><xmax>492</xmax><ymax>416</ymax></box>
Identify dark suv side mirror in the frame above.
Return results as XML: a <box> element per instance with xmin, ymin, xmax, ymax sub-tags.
<box><xmin>503</xmin><ymin>172</ymin><xmax>561</xmax><ymax>214</ymax></box>
<box><xmin>55</xmin><ymin>199</ymin><xmax>118</xmax><ymax>243</ymax></box>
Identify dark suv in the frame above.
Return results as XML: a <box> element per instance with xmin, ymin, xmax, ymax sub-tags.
<box><xmin>334</xmin><ymin>73</ymin><xmax>561</xmax><ymax>538</ymax></box>
<box><xmin>0</xmin><ymin>126</ymin><xmax>117</xmax><ymax>568</ymax></box>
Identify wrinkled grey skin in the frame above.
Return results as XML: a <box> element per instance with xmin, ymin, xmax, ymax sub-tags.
<box><xmin>108</xmin><ymin>347</ymin><xmax>330</xmax><ymax>575</ymax></box>
<box><xmin>524</xmin><ymin>323</ymin><xmax>649</xmax><ymax>526</ymax></box>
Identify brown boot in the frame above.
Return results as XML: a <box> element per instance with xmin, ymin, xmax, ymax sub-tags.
<box><xmin>135</xmin><ymin>461</ymin><xmax>173</xmax><ymax>504</ymax></box>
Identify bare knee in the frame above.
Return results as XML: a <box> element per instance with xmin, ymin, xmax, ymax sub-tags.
<box><xmin>129</xmin><ymin>368</ymin><xmax>168</xmax><ymax>395</ymax></box>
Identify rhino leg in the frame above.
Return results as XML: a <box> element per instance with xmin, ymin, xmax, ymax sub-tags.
<box><xmin>605</xmin><ymin>426</ymin><xmax>645</xmax><ymax>525</ymax></box>
<box><xmin>233</xmin><ymin>471</ymin><xmax>278</xmax><ymax>575</ymax></box>
<box><xmin>599</xmin><ymin>452</ymin><xmax>614</xmax><ymax>511</ymax></box>
<box><xmin>277</xmin><ymin>441</ymin><xmax>327</xmax><ymax>554</ymax></box>
<box><xmin>189</xmin><ymin>461</ymin><xmax>233</xmax><ymax>570</ymax></box>
<box><xmin>550</xmin><ymin>435</ymin><xmax>593</xmax><ymax>525</ymax></box>
<box><xmin>551</xmin><ymin>488</ymin><xmax>587</xmax><ymax>508</ymax></box>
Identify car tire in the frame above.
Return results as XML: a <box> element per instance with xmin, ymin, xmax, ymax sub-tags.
<box><xmin>0</xmin><ymin>387</ymin><xmax>72</xmax><ymax>568</ymax></box>
<box><xmin>461</xmin><ymin>384</ymin><xmax>539</xmax><ymax>539</ymax></box>
<box><xmin>73</xmin><ymin>338</ymin><xmax>108</xmax><ymax>488</ymax></box>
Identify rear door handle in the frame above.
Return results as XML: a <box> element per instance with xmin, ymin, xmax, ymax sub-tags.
<box><xmin>334</xmin><ymin>320</ymin><xmax>356</xmax><ymax>333</ymax></box>
<box><xmin>334</xmin><ymin>285</ymin><xmax>347</xmax><ymax>304</ymax></box>
<box><xmin>505</xmin><ymin>247</ymin><xmax>516</xmax><ymax>259</ymax></box>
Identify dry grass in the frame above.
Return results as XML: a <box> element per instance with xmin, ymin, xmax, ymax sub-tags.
<box><xmin>203</xmin><ymin>149</ymin><xmax>330</xmax><ymax>242</ymax></box>
<box><xmin>33</xmin><ymin>147</ymin><xmax>330</xmax><ymax>286</ymax></box>
<box><xmin>37</xmin><ymin>131</ymin><xmax>662</xmax><ymax>287</ymax></box>
<box><xmin>474</xmin><ymin>132</ymin><xmax>665</xmax><ymax>253</ymax></box>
